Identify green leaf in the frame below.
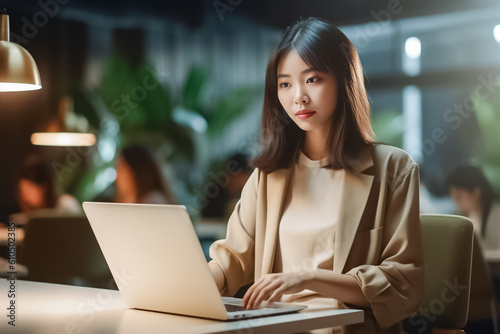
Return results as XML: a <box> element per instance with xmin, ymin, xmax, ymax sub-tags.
<box><xmin>99</xmin><ymin>56</ymin><xmax>134</xmax><ymax>108</ymax></box>
<box><xmin>371</xmin><ymin>111</ymin><xmax>404</xmax><ymax>148</ymax></box>
<box><xmin>182</xmin><ymin>66</ymin><xmax>210</xmax><ymax>115</ymax></box>
<box><xmin>133</xmin><ymin>64</ymin><xmax>173</xmax><ymax>132</ymax></box>
<box><xmin>206</xmin><ymin>86</ymin><xmax>262</xmax><ymax>137</ymax></box>
<box><xmin>164</xmin><ymin>123</ymin><xmax>195</xmax><ymax>161</ymax></box>
<box><xmin>72</xmin><ymin>89</ymin><xmax>101</xmax><ymax>130</ymax></box>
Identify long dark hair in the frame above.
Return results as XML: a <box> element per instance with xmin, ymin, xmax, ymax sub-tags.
<box><xmin>446</xmin><ymin>165</ymin><xmax>498</xmax><ymax>235</ymax></box>
<box><xmin>252</xmin><ymin>17</ymin><xmax>374</xmax><ymax>173</ymax></box>
<box><xmin>120</xmin><ymin>145</ymin><xmax>176</xmax><ymax>204</ymax></box>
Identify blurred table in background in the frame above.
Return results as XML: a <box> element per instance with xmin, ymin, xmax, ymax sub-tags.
<box><xmin>483</xmin><ymin>249</ymin><xmax>500</xmax><ymax>262</ymax></box>
<box><xmin>194</xmin><ymin>217</ymin><xmax>227</xmax><ymax>240</ymax></box>
<box><xmin>0</xmin><ymin>224</ymin><xmax>28</xmax><ymax>278</ymax></box>
<box><xmin>0</xmin><ymin>226</ymin><xmax>25</xmax><ymax>247</ymax></box>
<box><xmin>194</xmin><ymin>218</ymin><xmax>227</xmax><ymax>261</ymax></box>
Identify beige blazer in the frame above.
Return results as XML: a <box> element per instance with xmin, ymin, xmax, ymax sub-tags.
<box><xmin>209</xmin><ymin>144</ymin><xmax>424</xmax><ymax>333</ymax></box>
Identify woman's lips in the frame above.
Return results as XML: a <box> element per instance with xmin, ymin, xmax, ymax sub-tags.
<box><xmin>295</xmin><ymin>110</ymin><xmax>316</xmax><ymax>119</ymax></box>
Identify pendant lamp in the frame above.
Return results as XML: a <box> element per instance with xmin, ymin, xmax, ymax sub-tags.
<box><xmin>31</xmin><ymin>96</ymin><xmax>96</xmax><ymax>147</ymax></box>
<box><xmin>0</xmin><ymin>9</ymin><xmax>42</xmax><ymax>92</ymax></box>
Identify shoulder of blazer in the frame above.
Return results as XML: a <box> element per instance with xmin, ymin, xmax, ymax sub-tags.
<box><xmin>370</xmin><ymin>144</ymin><xmax>419</xmax><ymax>189</ymax></box>
<box><xmin>253</xmin><ymin>166</ymin><xmax>292</xmax><ymax>183</ymax></box>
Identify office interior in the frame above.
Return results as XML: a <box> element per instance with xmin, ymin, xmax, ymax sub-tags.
<box><xmin>1</xmin><ymin>0</ymin><xmax>500</xmax><ymax>333</ymax></box>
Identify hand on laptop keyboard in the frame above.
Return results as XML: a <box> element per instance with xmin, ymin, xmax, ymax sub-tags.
<box><xmin>224</xmin><ymin>304</ymin><xmax>248</xmax><ymax>312</ymax></box>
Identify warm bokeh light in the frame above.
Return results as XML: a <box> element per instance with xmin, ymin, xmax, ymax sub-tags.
<box><xmin>0</xmin><ymin>82</ymin><xmax>42</xmax><ymax>91</ymax></box>
<box><xmin>31</xmin><ymin>132</ymin><xmax>96</xmax><ymax>146</ymax></box>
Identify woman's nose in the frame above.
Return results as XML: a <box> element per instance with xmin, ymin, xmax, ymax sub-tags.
<box><xmin>293</xmin><ymin>88</ymin><xmax>310</xmax><ymax>105</ymax></box>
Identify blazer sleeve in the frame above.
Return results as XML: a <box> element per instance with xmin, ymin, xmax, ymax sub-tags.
<box><xmin>208</xmin><ymin>169</ymin><xmax>259</xmax><ymax>296</ymax></box>
<box><xmin>345</xmin><ymin>164</ymin><xmax>424</xmax><ymax>329</ymax></box>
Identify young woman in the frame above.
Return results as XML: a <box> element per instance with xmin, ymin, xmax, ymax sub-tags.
<box><xmin>208</xmin><ymin>17</ymin><xmax>424</xmax><ymax>333</ymax></box>
<box><xmin>447</xmin><ymin>166</ymin><xmax>500</xmax><ymax>332</ymax></box>
<box><xmin>447</xmin><ymin>165</ymin><xmax>500</xmax><ymax>247</ymax></box>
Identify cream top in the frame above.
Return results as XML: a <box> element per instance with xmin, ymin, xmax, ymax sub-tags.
<box><xmin>273</xmin><ymin>151</ymin><xmax>344</xmax><ymax>305</ymax></box>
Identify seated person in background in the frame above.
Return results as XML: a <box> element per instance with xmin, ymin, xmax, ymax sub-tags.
<box><xmin>11</xmin><ymin>154</ymin><xmax>81</xmax><ymax>225</ymax></box>
<box><xmin>115</xmin><ymin>145</ymin><xmax>176</xmax><ymax>204</ymax></box>
<box><xmin>201</xmin><ymin>153</ymin><xmax>253</xmax><ymax>220</ymax></box>
<box><xmin>447</xmin><ymin>164</ymin><xmax>500</xmax><ymax>300</ymax></box>
<box><xmin>447</xmin><ymin>165</ymin><xmax>500</xmax><ymax>250</ymax></box>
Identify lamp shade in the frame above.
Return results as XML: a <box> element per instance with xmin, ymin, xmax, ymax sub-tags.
<box><xmin>31</xmin><ymin>96</ymin><xmax>97</xmax><ymax>147</ymax></box>
<box><xmin>0</xmin><ymin>13</ymin><xmax>42</xmax><ymax>92</ymax></box>
<box><xmin>31</xmin><ymin>132</ymin><xmax>96</xmax><ymax>146</ymax></box>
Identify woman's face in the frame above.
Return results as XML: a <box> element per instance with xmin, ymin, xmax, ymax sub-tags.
<box><xmin>277</xmin><ymin>50</ymin><xmax>338</xmax><ymax>134</ymax></box>
<box><xmin>449</xmin><ymin>186</ymin><xmax>481</xmax><ymax>214</ymax></box>
<box><xmin>18</xmin><ymin>179</ymin><xmax>46</xmax><ymax>211</ymax></box>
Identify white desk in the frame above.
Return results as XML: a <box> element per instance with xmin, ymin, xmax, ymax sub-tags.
<box><xmin>0</xmin><ymin>280</ymin><xmax>364</xmax><ymax>333</ymax></box>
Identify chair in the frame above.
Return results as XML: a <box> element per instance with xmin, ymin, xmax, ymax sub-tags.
<box><xmin>467</xmin><ymin>236</ymin><xmax>499</xmax><ymax>333</ymax></box>
<box><xmin>18</xmin><ymin>215</ymin><xmax>113</xmax><ymax>288</ymax></box>
<box><xmin>405</xmin><ymin>214</ymin><xmax>474</xmax><ymax>334</ymax></box>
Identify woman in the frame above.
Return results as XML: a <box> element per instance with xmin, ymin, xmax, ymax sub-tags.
<box><xmin>447</xmin><ymin>165</ymin><xmax>500</xmax><ymax>249</ymax></box>
<box><xmin>12</xmin><ymin>154</ymin><xmax>81</xmax><ymax>225</ymax></box>
<box><xmin>208</xmin><ymin>18</ymin><xmax>424</xmax><ymax>333</ymax></box>
<box><xmin>446</xmin><ymin>166</ymin><xmax>500</xmax><ymax>332</ymax></box>
<box><xmin>115</xmin><ymin>145</ymin><xmax>176</xmax><ymax>204</ymax></box>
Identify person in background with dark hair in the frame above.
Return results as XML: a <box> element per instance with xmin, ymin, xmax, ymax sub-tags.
<box><xmin>11</xmin><ymin>154</ymin><xmax>80</xmax><ymax>225</ymax></box>
<box><xmin>115</xmin><ymin>145</ymin><xmax>176</xmax><ymax>204</ymax></box>
<box><xmin>447</xmin><ymin>166</ymin><xmax>500</xmax><ymax>332</ymax></box>
<box><xmin>447</xmin><ymin>165</ymin><xmax>500</xmax><ymax>249</ymax></box>
<box><xmin>208</xmin><ymin>17</ymin><xmax>424</xmax><ymax>333</ymax></box>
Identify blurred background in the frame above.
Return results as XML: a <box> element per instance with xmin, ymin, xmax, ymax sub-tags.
<box><xmin>2</xmin><ymin>1</ymin><xmax>500</xmax><ymax>332</ymax></box>
<box><xmin>1</xmin><ymin>0</ymin><xmax>500</xmax><ymax>220</ymax></box>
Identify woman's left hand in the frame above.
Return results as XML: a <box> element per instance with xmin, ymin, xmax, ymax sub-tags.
<box><xmin>242</xmin><ymin>272</ymin><xmax>311</xmax><ymax>309</ymax></box>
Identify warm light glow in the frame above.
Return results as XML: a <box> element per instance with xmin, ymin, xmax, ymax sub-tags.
<box><xmin>405</xmin><ymin>37</ymin><xmax>421</xmax><ymax>59</ymax></box>
<box><xmin>0</xmin><ymin>14</ymin><xmax>42</xmax><ymax>92</ymax></box>
<box><xmin>0</xmin><ymin>82</ymin><xmax>42</xmax><ymax>91</ymax></box>
<box><xmin>494</xmin><ymin>25</ymin><xmax>500</xmax><ymax>43</ymax></box>
<box><xmin>31</xmin><ymin>132</ymin><xmax>96</xmax><ymax>146</ymax></box>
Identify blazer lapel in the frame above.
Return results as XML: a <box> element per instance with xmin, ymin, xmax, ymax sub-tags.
<box><xmin>260</xmin><ymin>168</ymin><xmax>293</xmax><ymax>277</ymax></box>
<box><xmin>258</xmin><ymin>146</ymin><xmax>374</xmax><ymax>276</ymax></box>
<box><xmin>334</xmin><ymin>147</ymin><xmax>374</xmax><ymax>273</ymax></box>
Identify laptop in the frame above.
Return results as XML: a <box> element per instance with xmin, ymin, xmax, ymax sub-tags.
<box><xmin>82</xmin><ymin>202</ymin><xmax>307</xmax><ymax>320</ymax></box>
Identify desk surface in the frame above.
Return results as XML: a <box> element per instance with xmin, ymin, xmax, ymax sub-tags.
<box><xmin>0</xmin><ymin>280</ymin><xmax>364</xmax><ymax>334</ymax></box>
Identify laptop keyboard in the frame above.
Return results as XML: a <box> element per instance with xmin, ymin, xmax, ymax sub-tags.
<box><xmin>224</xmin><ymin>304</ymin><xmax>247</xmax><ymax>312</ymax></box>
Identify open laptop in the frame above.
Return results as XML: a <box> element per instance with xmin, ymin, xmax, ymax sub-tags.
<box><xmin>82</xmin><ymin>202</ymin><xmax>307</xmax><ymax>320</ymax></box>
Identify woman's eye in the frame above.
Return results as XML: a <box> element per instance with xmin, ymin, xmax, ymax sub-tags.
<box><xmin>307</xmin><ymin>77</ymin><xmax>319</xmax><ymax>84</ymax></box>
<box><xmin>279</xmin><ymin>82</ymin><xmax>290</xmax><ymax>88</ymax></box>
